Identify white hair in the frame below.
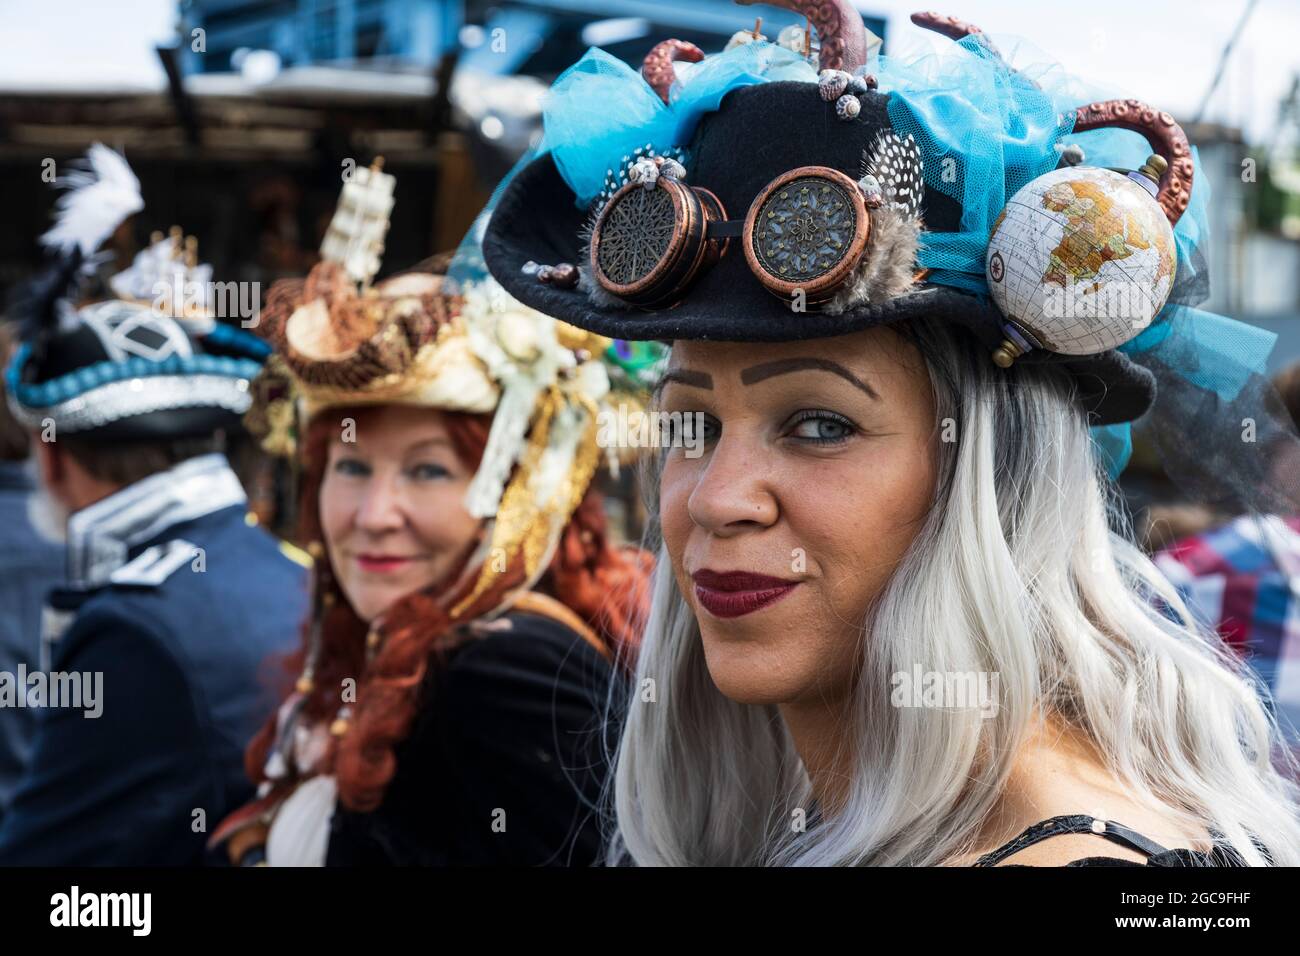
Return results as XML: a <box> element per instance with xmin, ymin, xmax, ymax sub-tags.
<box><xmin>603</xmin><ymin>318</ymin><xmax>1300</xmax><ymax>866</ymax></box>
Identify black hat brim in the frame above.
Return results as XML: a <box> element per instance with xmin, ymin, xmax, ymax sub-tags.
<box><xmin>75</xmin><ymin>407</ymin><xmax>249</xmax><ymax>443</ymax></box>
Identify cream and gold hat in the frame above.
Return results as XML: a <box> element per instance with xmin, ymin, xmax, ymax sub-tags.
<box><xmin>248</xmin><ymin>161</ymin><xmax>654</xmax><ymax>618</ymax></box>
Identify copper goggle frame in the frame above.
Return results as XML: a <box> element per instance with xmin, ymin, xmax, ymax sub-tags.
<box><xmin>589</xmin><ymin>165</ymin><xmax>872</xmax><ymax>311</ymax></box>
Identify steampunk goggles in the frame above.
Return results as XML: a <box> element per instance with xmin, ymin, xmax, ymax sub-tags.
<box><xmin>589</xmin><ymin>163</ymin><xmax>875</xmax><ymax>310</ymax></box>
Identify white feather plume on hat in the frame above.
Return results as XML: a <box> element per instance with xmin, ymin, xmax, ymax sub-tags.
<box><xmin>40</xmin><ymin>143</ymin><xmax>144</xmax><ymax>260</ymax></box>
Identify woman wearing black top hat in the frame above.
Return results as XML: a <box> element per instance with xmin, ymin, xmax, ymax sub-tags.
<box><xmin>481</xmin><ymin>2</ymin><xmax>1300</xmax><ymax>866</ymax></box>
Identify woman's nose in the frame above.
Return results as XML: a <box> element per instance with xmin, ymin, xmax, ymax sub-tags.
<box><xmin>354</xmin><ymin>473</ymin><xmax>406</xmax><ymax>534</ymax></box>
<box><xmin>686</xmin><ymin>429</ymin><xmax>778</xmax><ymax>535</ymax></box>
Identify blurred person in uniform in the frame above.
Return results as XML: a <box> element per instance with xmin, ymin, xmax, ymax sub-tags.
<box><xmin>0</xmin><ymin>145</ymin><xmax>307</xmax><ymax>864</ymax></box>
<box><xmin>0</xmin><ymin>321</ymin><xmax>64</xmax><ymax>821</ymax></box>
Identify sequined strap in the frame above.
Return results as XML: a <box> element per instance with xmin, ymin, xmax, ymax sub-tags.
<box><xmin>506</xmin><ymin>591</ymin><xmax>611</xmax><ymax>662</ymax></box>
<box><xmin>972</xmin><ymin>814</ymin><xmax>1171</xmax><ymax>867</ymax></box>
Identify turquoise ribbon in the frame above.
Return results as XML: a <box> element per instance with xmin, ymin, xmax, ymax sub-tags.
<box><xmin>541</xmin><ymin>42</ymin><xmax>816</xmax><ymax>209</ymax></box>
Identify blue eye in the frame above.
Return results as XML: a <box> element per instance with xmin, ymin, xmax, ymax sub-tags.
<box><xmin>333</xmin><ymin>458</ymin><xmax>370</xmax><ymax>477</ymax></box>
<box><xmin>409</xmin><ymin>462</ymin><xmax>451</xmax><ymax>481</ymax></box>
<box><xmin>787</xmin><ymin>410</ymin><xmax>855</xmax><ymax>445</ymax></box>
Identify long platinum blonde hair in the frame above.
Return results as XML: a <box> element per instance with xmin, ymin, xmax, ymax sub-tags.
<box><xmin>604</xmin><ymin>318</ymin><xmax>1300</xmax><ymax>866</ymax></box>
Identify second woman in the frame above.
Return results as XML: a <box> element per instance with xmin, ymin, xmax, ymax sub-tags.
<box><xmin>213</xmin><ymin>165</ymin><xmax>653</xmax><ymax>866</ymax></box>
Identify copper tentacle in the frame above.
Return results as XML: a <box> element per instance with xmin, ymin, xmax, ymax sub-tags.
<box><xmin>641</xmin><ymin>39</ymin><xmax>705</xmax><ymax>104</ymax></box>
<box><xmin>735</xmin><ymin>0</ymin><xmax>868</xmax><ymax>73</ymax></box>
<box><xmin>1073</xmin><ymin>99</ymin><xmax>1194</xmax><ymax>225</ymax></box>
<box><xmin>911</xmin><ymin>12</ymin><xmax>1191</xmax><ymax>223</ymax></box>
<box><xmin>910</xmin><ymin>12</ymin><xmax>1007</xmax><ymax>66</ymax></box>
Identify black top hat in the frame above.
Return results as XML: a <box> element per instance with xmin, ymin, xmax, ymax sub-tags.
<box><xmin>483</xmin><ymin>5</ymin><xmax>1166</xmax><ymax>426</ymax></box>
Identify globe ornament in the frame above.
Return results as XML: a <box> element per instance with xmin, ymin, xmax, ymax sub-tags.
<box><xmin>986</xmin><ymin>157</ymin><xmax>1177</xmax><ymax>364</ymax></box>
<box><xmin>980</xmin><ymin>95</ymin><xmax>1195</xmax><ymax>367</ymax></box>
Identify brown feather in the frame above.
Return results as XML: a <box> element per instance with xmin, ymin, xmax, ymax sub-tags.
<box><xmin>824</xmin><ymin>205</ymin><xmax>922</xmax><ymax>314</ymax></box>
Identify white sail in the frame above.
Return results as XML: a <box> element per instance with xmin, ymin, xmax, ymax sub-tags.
<box><xmin>319</xmin><ymin>163</ymin><xmax>396</xmax><ymax>288</ymax></box>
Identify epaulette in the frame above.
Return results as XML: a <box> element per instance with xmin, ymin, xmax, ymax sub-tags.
<box><xmin>244</xmin><ymin>511</ymin><xmax>313</xmax><ymax>569</ymax></box>
<box><xmin>109</xmin><ymin>538</ymin><xmax>201</xmax><ymax>588</ymax></box>
<box><xmin>277</xmin><ymin>540</ymin><xmax>313</xmax><ymax>569</ymax></box>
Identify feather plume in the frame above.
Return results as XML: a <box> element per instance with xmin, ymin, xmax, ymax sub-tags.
<box><xmin>824</xmin><ymin>204</ymin><xmax>921</xmax><ymax>313</ymax></box>
<box><xmin>822</xmin><ymin>132</ymin><xmax>926</xmax><ymax>313</ymax></box>
<box><xmin>40</xmin><ymin>143</ymin><xmax>143</xmax><ymax>259</ymax></box>
<box><xmin>6</xmin><ymin>247</ymin><xmax>85</xmax><ymax>354</ymax></box>
<box><xmin>864</xmin><ymin>131</ymin><xmax>923</xmax><ymax>219</ymax></box>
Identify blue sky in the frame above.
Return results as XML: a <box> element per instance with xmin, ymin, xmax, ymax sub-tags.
<box><xmin>0</xmin><ymin>0</ymin><xmax>1295</xmax><ymax>146</ymax></box>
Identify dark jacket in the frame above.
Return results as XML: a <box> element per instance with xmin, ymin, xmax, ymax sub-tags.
<box><xmin>325</xmin><ymin>610</ymin><xmax>623</xmax><ymax>866</ymax></box>
<box><xmin>0</xmin><ymin>455</ymin><xmax>307</xmax><ymax>865</ymax></box>
<box><xmin>0</xmin><ymin>460</ymin><xmax>65</xmax><ymax>817</ymax></box>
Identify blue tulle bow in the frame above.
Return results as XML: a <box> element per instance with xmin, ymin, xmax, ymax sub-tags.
<box><xmin>1119</xmin><ymin>305</ymin><xmax>1278</xmax><ymax>400</ymax></box>
<box><xmin>1086</xmin><ymin>305</ymin><xmax>1279</xmax><ymax>480</ymax></box>
<box><xmin>540</xmin><ymin>43</ymin><xmax>817</xmax><ymax>209</ymax></box>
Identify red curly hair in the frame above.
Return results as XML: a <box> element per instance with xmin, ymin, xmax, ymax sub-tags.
<box><xmin>245</xmin><ymin>404</ymin><xmax>651</xmax><ymax>812</ymax></box>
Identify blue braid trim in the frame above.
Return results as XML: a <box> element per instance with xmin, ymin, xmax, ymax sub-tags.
<box><xmin>7</xmin><ymin>343</ymin><xmax>263</xmax><ymax>410</ymax></box>
<box><xmin>204</xmin><ymin>321</ymin><xmax>272</xmax><ymax>359</ymax></box>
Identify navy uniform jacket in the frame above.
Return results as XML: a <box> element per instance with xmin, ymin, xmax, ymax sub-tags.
<box><xmin>0</xmin><ymin>460</ymin><xmax>65</xmax><ymax>814</ymax></box>
<box><xmin>0</xmin><ymin>455</ymin><xmax>307</xmax><ymax>865</ymax></box>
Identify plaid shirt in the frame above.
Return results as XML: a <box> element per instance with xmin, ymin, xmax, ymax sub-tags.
<box><xmin>1155</xmin><ymin>515</ymin><xmax>1300</xmax><ymax>743</ymax></box>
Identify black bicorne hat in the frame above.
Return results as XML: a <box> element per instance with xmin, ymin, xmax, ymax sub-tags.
<box><xmin>4</xmin><ymin>145</ymin><xmax>269</xmax><ymax>442</ymax></box>
<box><xmin>483</xmin><ymin>5</ymin><xmax>1178</xmax><ymax>426</ymax></box>
<box><xmin>5</xmin><ymin>288</ymin><xmax>269</xmax><ymax>442</ymax></box>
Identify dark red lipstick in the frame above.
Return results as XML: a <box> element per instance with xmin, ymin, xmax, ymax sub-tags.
<box><xmin>691</xmin><ymin>569</ymin><xmax>800</xmax><ymax>619</ymax></box>
<box><xmin>355</xmin><ymin>553</ymin><xmax>415</xmax><ymax>573</ymax></box>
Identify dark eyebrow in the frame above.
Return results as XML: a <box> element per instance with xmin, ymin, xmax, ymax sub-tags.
<box><xmin>739</xmin><ymin>358</ymin><xmax>880</xmax><ymax>400</ymax></box>
<box><xmin>652</xmin><ymin>368</ymin><xmax>714</xmax><ymax>399</ymax></box>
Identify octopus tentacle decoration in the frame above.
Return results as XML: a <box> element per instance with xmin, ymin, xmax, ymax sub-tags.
<box><xmin>910</xmin><ymin>11</ymin><xmax>1014</xmax><ymax>78</ymax></box>
<box><xmin>1074</xmin><ymin>99</ymin><xmax>1194</xmax><ymax>225</ymax></box>
<box><xmin>735</xmin><ymin>0</ymin><xmax>868</xmax><ymax>73</ymax></box>
<box><xmin>910</xmin><ymin>13</ymin><xmax>1192</xmax><ymax>223</ymax></box>
<box><xmin>641</xmin><ymin>39</ymin><xmax>705</xmax><ymax>104</ymax></box>
<box><xmin>910</xmin><ymin>11</ymin><xmax>991</xmax><ymax>46</ymax></box>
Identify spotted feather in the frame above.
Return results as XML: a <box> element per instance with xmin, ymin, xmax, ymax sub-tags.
<box><xmin>863</xmin><ymin>131</ymin><xmax>924</xmax><ymax>220</ymax></box>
